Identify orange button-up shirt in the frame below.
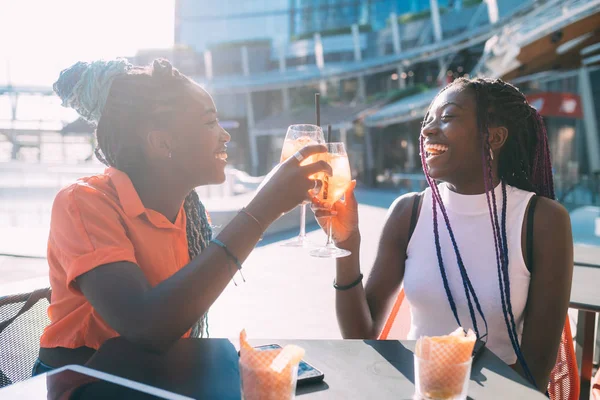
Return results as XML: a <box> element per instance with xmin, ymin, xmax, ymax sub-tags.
<box><xmin>41</xmin><ymin>167</ymin><xmax>191</xmax><ymax>350</ymax></box>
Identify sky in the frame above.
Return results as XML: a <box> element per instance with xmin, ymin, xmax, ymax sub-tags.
<box><xmin>0</xmin><ymin>0</ymin><xmax>174</xmax><ymax>87</ymax></box>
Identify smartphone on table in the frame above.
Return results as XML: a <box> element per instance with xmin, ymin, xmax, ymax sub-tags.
<box><xmin>241</xmin><ymin>344</ymin><xmax>325</xmax><ymax>386</ymax></box>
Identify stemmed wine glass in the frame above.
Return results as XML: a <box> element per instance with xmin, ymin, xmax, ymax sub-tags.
<box><xmin>309</xmin><ymin>142</ymin><xmax>352</xmax><ymax>258</ymax></box>
<box><xmin>279</xmin><ymin>124</ymin><xmax>325</xmax><ymax>247</ymax></box>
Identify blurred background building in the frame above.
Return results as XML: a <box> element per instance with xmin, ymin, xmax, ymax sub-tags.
<box><xmin>1</xmin><ymin>0</ymin><xmax>599</xmax><ymax>210</ymax></box>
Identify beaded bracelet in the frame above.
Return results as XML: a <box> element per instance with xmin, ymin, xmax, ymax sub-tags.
<box><xmin>212</xmin><ymin>239</ymin><xmax>246</xmax><ymax>284</ymax></box>
<box><xmin>333</xmin><ymin>273</ymin><xmax>363</xmax><ymax>291</ymax></box>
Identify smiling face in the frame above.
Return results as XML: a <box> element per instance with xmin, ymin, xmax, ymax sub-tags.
<box><xmin>168</xmin><ymin>84</ymin><xmax>231</xmax><ymax>187</ymax></box>
<box><xmin>421</xmin><ymin>85</ymin><xmax>485</xmax><ymax>188</ymax></box>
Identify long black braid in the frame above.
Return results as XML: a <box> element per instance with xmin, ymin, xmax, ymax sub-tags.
<box><xmin>55</xmin><ymin>59</ymin><xmax>213</xmax><ymax>337</ymax></box>
<box><xmin>420</xmin><ymin>77</ymin><xmax>555</xmax><ymax>386</ymax></box>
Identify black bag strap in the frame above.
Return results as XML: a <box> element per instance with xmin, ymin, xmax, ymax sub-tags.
<box><xmin>526</xmin><ymin>195</ymin><xmax>539</xmax><ymax>273</ymax></box>
<box><xmin>408</xmin><ymin>192</ymin><xmax>423</xmax><ymax>242</ymax></box>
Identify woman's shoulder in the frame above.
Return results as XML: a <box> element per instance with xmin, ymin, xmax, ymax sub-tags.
<box><xmin>529</xmin><ymin>196</ymin><xmax>572</xmax><ymax>283</ymax></box>
<box><xmin>53</xmin><ymin>172</ymin><xmax>119</xmax><ymax>211</ymax></box>
<box><xmin>529</xmin><ymin>195</ymin><xmax>572</xmax><ymax>267</ymax></box>
<box><xmin>385</xmin><ymin>190</ymin><xmax>428</xmax><ymax>235</ymax></box>
<box><xmin>506</xmin><ymin>184</ymin><xmax>569</xmax><ymax>220</ymax></box>
<box><xmin>533</xmin><ymin>196</ymin><xmax>570</xmax><ymax>228</ymax></box>
<box><xmin>389</xmin><ymin>190</ymin><xmax>427</xmax><ymax>218</ymax></box>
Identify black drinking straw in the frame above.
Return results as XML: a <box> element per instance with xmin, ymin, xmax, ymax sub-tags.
<box><xmin>323</xmin><ymin>123</ymin><xmax>331</xmax><ymax>202</ymax></box>
<box><xmin>315</xmin><ymin>93</ymin><xmax>321</xmax><ymax>127</ymax></box>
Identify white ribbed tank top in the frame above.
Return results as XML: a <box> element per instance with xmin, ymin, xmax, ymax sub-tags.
<box><xmin>404</xmin><ymin>183</ymin><xmax>534</xmax><ymax>364</ymax></box>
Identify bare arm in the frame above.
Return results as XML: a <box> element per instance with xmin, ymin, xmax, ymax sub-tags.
<box><xmin>516</xmin><ymin>198</ymin><xmax>573</xmax><ymax>391</ymax></box>
<box><xmin>319</xmin><ymin>190</ymin><xmax>419</xmax><ymax>339</ymax></box>
<box><xmin>77</xmin><ymin>200</ymin><xmax>272</xmax><ymax>352</ymax></box>
<box><xmin>77</xmin><ymin>146</ymin><xmax>331</xmax><ymax>352</ymax></box>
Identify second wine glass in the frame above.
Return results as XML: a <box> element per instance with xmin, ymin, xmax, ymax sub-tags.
<box><xmin>279</xmin><ymin>124</ymin><xmax>325</xmax><ymax>248</ymax></box>
<box><xmin>310</xmin><ymin>142</ymin><xmax>352</xmax><ymax>258</ymax></box>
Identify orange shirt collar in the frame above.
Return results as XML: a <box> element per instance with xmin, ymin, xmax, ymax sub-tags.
<box><xmin>105</xmin><ymin>167</ymin><xmax>146</xmax><ymax>218</ymax></box>
<box><xmin>105</xmin><ymin>167</ymin><xmax>186</xmax><ymax>230</ymax></box>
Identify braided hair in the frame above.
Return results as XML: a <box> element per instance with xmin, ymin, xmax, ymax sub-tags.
<box><xmin>54</xmin><ymin>59</ymin><xmax>213</xmax><ymax>338</ymax></box>
<box><xmin>420</xmin><ymin>77</ymin><xmax>555</xmax><ymax>385</ymax></box>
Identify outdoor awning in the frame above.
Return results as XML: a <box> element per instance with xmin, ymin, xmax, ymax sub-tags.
<box><xmin>362</xmin><ymin>87</ymin><xmax>588</xmax><ymax>129</ymax></box>
<box><xmin>251</xmin><ymin>102</ymin><xmax>374</xmax><ymax>137</ymax></box>
<box><xmin>474</xmin><ymin>0</ymin><xmax>600</xmax><ymax>79</ymax></box>
<box><xmin>363</xmin><ymin>88</ymin><xmax>439</xmax><ymax>128</ymax></box>
<box><xmin>364</xmin><ymin>0</ymin><xmax>600</xmax><ymax>130</ymax></box>
<box><xmin>525</xmin><ymin>92</ymin><xmax>584</xmax><ymax>119</ymax></box>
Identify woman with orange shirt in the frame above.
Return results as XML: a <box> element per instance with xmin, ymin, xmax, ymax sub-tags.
<box><xmin>34</xmin><ymin>58</ymin><xmax>331</xmax><ymax>374</ymax></box>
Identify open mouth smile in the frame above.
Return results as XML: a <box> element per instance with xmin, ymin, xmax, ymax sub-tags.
<box><xmin>424</xmin><ymin>143</ymin><xmax>448</xmax><ymax>158</ymax></box>
<box><xmin>215</xmin><ymin>151</ymin><xmax>228</xmax><ymax>161</ymax></box>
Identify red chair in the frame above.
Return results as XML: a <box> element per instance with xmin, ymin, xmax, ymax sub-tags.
<box><xmin>547</xmin><ymin>316</ymin><xmax>580</xmax><ymax>400</ymax></box>
<box><xmin>379</xmin><ymin>289</ymin><xmax>580</xmax><ymax>399</ymax></box>
<box><xmin>592</xmin><ymin>369</ymin><xmax>600</xmax><ymax>400</ymax></box>
<box><xmin>378</xmin><ymin>288</ymin><xmax>410</xmax><ymax>341</ymax></box>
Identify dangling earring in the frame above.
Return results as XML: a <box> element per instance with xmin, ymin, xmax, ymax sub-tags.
<box><xmin>168</xmin><ymin>152</ymin><xmax>172</xmax><ymax>159</ymax></box>
<box><xmin>489</xmin><ymin>147</ymin><xmax>494</xmax><ymax>161</ymax></box>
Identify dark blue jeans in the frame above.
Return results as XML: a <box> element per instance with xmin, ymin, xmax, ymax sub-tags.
<box><xmin>31</xmin><ymin>358</ymin><xmax>55</xmax><ymax>376</ymax></box>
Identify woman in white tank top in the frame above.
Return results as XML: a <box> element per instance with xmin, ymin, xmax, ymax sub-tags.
<box><xmin>313</xmin><ymin>78</ymin><xmax>573</xmax><ymax>392</ymax></box>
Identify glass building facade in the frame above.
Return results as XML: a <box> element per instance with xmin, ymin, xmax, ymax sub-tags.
<box><xmin>176</xmin><ymin>0</ymin><xmax>291</xmax><ymax>50</ymax></box>
<box><xmin>176</xmin><ymin>0</ymin><xmax>451</xmax><ymax>51</ymax></box>
<box><xmin>290</xmin><ymin>0</ymin><xmax>450</xmax><ymax>36</ymax></box>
